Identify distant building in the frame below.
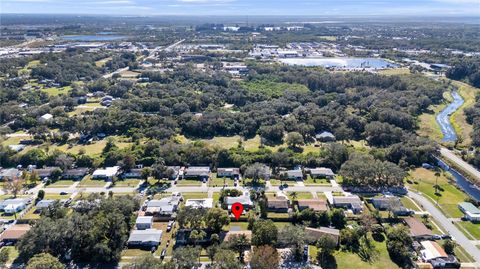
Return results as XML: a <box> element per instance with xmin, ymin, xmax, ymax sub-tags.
<box><xmin>127</xmin><ymin>229</ymin><xmax>162</xmax><ymax>248</ymax></box>
<box><xmin>285</xmin><ymin>170</ymin><xmax>303</xmax><ymax>180</ymax></box>
<box><xmin>217</xmin><ymin>168</ymin><xmax>240</xmax><ymax>179</ymax></box>
<box><xmin>62</xmin><ymin>168</ymin><xmax>89</xmax><ymax>180</ymax></box>
<box><xmin>371</xmin><ymin>196</ymin><xmax>412</xmax><ymax>216</ymax></box>
<box><xmin>35</xmin><ymin>199</ymin><xmax>58</xmax><ymax>213</ymax></box>
<box><xmin>0</xmin><ymin>225</ymin><xmax>30</xmax><ymax>244</ymax></box>
<box><xmin>135</xmin><ymin>216</ymin><xmax>154</xmax><ymax>230</ymax></box>
<box><xmin>305</xmin><ymin>227</ymin><xmax>340</xmax><ymax>245</ymax></box>
<box><xmin>267</xmin><ymin>195</ymin><xmax>290</xmax><ymax>213</ymax></box>
<box><xmin>403</xmin><ymin>217</ymin><xmax>433</xmax><ymax>240</ymax></box>
<box><xmin>458</xmin><ymin>202</ymin><xmax>480</xmax><ymax>222</ymax></box>
<box><xmin>92</xmin><ymin>166</ymin><xmax>120</xmax><ymax>180</ymax></box>
<box><xmin>331</xmin><ymin>195</ymin><xmax>363</xmax><ymax>214</ymax></box>
<box><xmin>297</xmin><ymin>199</ymin><xmax>328</xmax><ymax>212</ymax></box>
<box><xmin>121</xmin><ymin>168</ymin><xmax>143</xmax><ymax>179</ymax></box>
<box><xmin>38</xmin><ymin>113</ymin><xmax>53</xmax><ymax>123</ymax></box>
<box><xmin>33</xmin><ymin>167</ymin><xmax>60</xmax><ymax>180</ymax></box>
<box><xmin>420</xmin><ymin>241</ymin><xmax>460</xmax><ymax>269</ymax></box>
<box><xmin>183</xmin><ymin>166</ymin><xmax>210</xmax><ymax>180</ymax></box>
<box><xmin>224</xmin><ymin>193</ymin><xmax>254</xmax><ymax>211</ymax></box>
<box><xmin>145</xmin><ymin>196</ymin><xmax>182</xmax><ymax>218</ymax></box>
<box><xmin>0</xmin><ymin>168</ymin><xmax>21</xmax><ymax>181</ymax></box>
<box><xmin>185</xmin><ymin>198</ymin><xmax>214</xmax><ymax>209</ymax></box>
<box><xmin>0</xmin><ymin>198</ymin><xmax>28</xmax><ymax>213</ymax></box>
<box><xmin>316</xmin><ymin>131</ymin><xmax>336</xmax><ymax>142</ymax></box>
<box><xmin>309</xmin><ymin>167</ymin><xmax>335</xmax><ymax>179</ymax></box>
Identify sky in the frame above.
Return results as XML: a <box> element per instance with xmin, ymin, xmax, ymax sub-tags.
<box><xmin>1</xmin><ymin>0</ymin><xmax>480</xmax><ymax>16</ymax></box>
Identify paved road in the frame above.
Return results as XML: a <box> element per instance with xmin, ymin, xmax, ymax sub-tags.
<box><xmin>408</xmin><ymin>191</ymin><xmax>480</xmax><ymax>265</ymax></box>
<box><xmin>440</xmin><ymin>147</ymin><xmax>480</xmax><ymax>182</ymax></box>
<box><xmin>102</xmin><ymin>66</ymin><xmax>129</xmax><ymax>79</ymax></box>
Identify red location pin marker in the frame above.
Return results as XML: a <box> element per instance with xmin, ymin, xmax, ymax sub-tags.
<box><xmin>231</xmin><ymin>202</ymin><xmax>244</xmax><ymax>220</ymax></box>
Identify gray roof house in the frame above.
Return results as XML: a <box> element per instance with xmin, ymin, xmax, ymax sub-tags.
<box><xmin>372</xmin><ymin>196</ymin><xmax>412</xmax><ymax>216</ymax></box>
<box><xmin>127</xmin><ymin>229</ymin><xmax>163</xmax><ymax>247</ymax></box>
<box><xmin>225</xmin><ymin>194</ymin><xmax>254</xmax><ymax>210</ymax></box>
<box><xmin>34</xmin><ymin>167</ymin><xmax>60</xmax><ymax>179</ymax></box>
<box><xmin>135</xmin><ymin>216</ymin><xmax>153</xmax><ymax>230</ymax></box>
<box><xmin>217</xmin><ymin>168</ymin><xmax>240</xmax><ymax>178</ymax></box>
<box><xmin>145</xmin><ymin>197</ymin><xmax>181</xmax><ymax>217</ymax></box>
<box><xmin>62</xmin><ymin>168</ymin><xmax>89</xmax><ymax>180</ymax></box>
<box><xmin>183</xmin><ymin>166</ymin><xmax>210</xmax><ymax>180</ymax></box>
<box><xmin>332</xmin><ymin>195</ymin><xmax>363</xmax><ymax>214</ymax></box>
<box><xmin>286</xmin><ymin>170</ymin><xmax>303</xmax><ymax>180</ymax></box>
<box><xmin>309</xmin><ymin>167</ymin><xmax>335</xmax><ymax>179</ymax></box>
<box><xmin>0</xmin><ymin>168</ymin><xmax>21</xmax><ymax>181</ymax></box>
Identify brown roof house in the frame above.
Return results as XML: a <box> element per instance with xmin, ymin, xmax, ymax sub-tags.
<box><xmin>0</xmin><ymin>224</ymin><xmax>30</xmax><ymax>243</ymax></box>
<box><xmin>305</xmin><ymin>227</ymin><xmax>340</xmax><ymax>245</ymax></box>
<box><xmin>403</xmin><ymin>217</ymin><xmax>433</xmax><ymax>240</ymax></box>
<box><xmin>297</xmin><ymin>199</ymin><xmax>328</xmax><ymax>212</ymax></box>
<box><xmin>267</xmin><ymin>193</ymin><xmax>290</xmax><ymax>213</ymax></box>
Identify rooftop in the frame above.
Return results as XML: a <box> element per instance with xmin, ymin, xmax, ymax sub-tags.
<box><xmin>404</xmin><ymin>217</ymin><xmax>433</xmax><ymax>237</ymax></box>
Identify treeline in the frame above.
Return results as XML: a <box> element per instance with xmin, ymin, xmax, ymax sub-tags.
<box><xmin>446</xmin><ymin>58</ymin><xmax>480</xmax><ymax>87</ymax></box>
<box><xmin>17</xmin><ymin>194</ymin><xmax>140</xmax><ymax>263</ymax></box>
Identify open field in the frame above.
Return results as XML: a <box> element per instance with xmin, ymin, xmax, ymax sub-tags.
<box><xmin>378</xmin><ymin>68</ymin><xmax>411</xmax><ymax>76</ymax></box>
<box><xmin>78</xmin><ymin>175</ymin><xmax>108</xmax><ymax>187</ymax></box>
<box><xmin>49</xmin><ymin>136</ymin><xmax>132</xmax><ymax>157</ymax></box>
<box><xmin>68</xmin><ymin>102</ymin><xmax>104</xmax><ymax>116</ymax></box>
<box><xmin>46</xmin><ymin>180</ymin><xmax>75</xmax><ymax>188</ymax></box>
<box><xmin>417</xmin><ymin>91</ymin><xmax>450</xmax><ymax>143</ymax></box>
<box><xmin>449</xmin><ymin>80</ymin><xmax>477</xmax><ymax>147</ymax></box>
<box><xmin>241</xmin><ymin>79</ymin><xmax>309</xmax><ymax>97</ymax></box>
<box><xmin>455</xmin><ymin>221</ymin><xmax>480</xmax><ymax>240</ymax></box>
<box><xmin>182</xmin><ymin>192</ymin><xmax>208</xmax><ymax>200</ymax></box>
<box><xmin>287</xmin><ymin>191</ymin><xmax>313</xmax><ymax>199</ymax></box>
<box><xmin>114</xmin><ymin>179</ymin><xmax>141</xmax><ymax>187</ymax></box>
<box><xmin>407</xmin><ymin>168</ymin><xmax>467</xmax><ymax>218</ymax></box>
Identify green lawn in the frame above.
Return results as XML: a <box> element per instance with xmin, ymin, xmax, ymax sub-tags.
<box><xmin>208</xmin><ymin>175</ymin><xmax>236</xmax><ymax>187</ymax></box>
<box><xmin>400</xmin><ymin>197</ymin><xmax>422</xmax><ymax>211</ymax></box>
<box><xmin>241</xmin><ymin>79</ymin><xmax>309</xmax><ymax>97</ymax></box>
<box><xmin>22</xmin><ymin>207</ymin><xmax>41</xmax><ymax>220</ymax></box>
<box><xmin>114</xmin><ymin>179</ymin><xmax>141</xmax><ymax>187</ymax></box>
<box><xmin>454</xmin><ymin>244</ymin><xmax>476</xmax><ymax>263</ymax></box>
<box><xmin>407</xmin><ymin>168</ymin><xmax>467</xmax><ymax>218</ymax></box>
<box><xmin>176</xmin><ymin>179</ymin><xmax>202</xmax><ymax>186</ymax></box>
<box><xmin>309</xmin><ymin>234</ymin><xmax>400</xmax><ymax>269</ymax></box>
<box><xmin>455</xmin><ymin>221</ymin><xmax>480</xmax><ymax>240</ymax></box>
<box><xmin>182</xmin><ymin>192</ymin><xmax>209</xmax><ymax>200</ymax></box>
<box><xmin>49</xmin><ymin>136</ymin><xmax>132</xmax><ymax>157</ymax></box>
<box><xmin>45</xmin><ymin>180</ymin><xmax>75</xmax><ymax>188</ymax></box>
<box><xmin>44</xmin><ymin>194</ymin><xmax>70</xmax><ymax>200</ymax></box>
<box><xmin>304</xmin><ymin>176</ymin><xmax>331</xmax><ymax>186</ymax></box>
<box><xmin>78</xmin><ymin>175</ymin><xmax>108</xmax><ymax>187</ymax></box>
<box><xmin>288</xmin><ymin>192</ymin><xmax>313</xmax><ymax>200</ymax></box>
<box><xmin>3</xmin><ymin>246</ymin><xmax>20</xmax><ymax>264</ymax></box>
<box><xmin>41</xmin><ymin>85</ymin><xmax>72</xmax><ymax>96</ymax></box>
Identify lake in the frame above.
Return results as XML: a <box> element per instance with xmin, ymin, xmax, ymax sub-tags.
<box><xmin>436</xmin><ymin>91</ymin><xmax>464</xmax><ymax>142</ymax></box>
<box><xmin>60</xmin><ymin>35</ymin><xmax>127</xmax><ymax>41</ymax></box>
<box><xmin>278</xmin><ymin>57</ymin><xmax>397</xmax><ymax>69</ymax></box>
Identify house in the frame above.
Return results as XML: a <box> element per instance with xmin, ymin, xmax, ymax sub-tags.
<box><xmin>458</xmin><ymin>202</ymin><xmax>480</xmax><ymax>222</ymax></box>
<box><xmin>223</xmin><ymin>65</ymin><xmax>249</xmax><ymax>76</ymax></box>
<box><xmin>166</xmin><ymin>166</ymin><xmax>180</xmax><ymax>180</ymax></box>
<box><xmin>0</xmin><ymin>225</ymin><xmax>30</xmax><ymax>243</ymax></box>
<box><xmin>92</xmin><ymin>166</ymin><xmax>120</xmax><ymax>180</ymax></box>
<box><xmin>332</xmin><ymin>195</ymin><xmax>363</xmax><ymax>214</ymax></box>
<box><xmin>145</xmin><ymin>196</ymin><xmax>182</xmax><ymax>217</ymax></box>
<box><xmin>38</xmin><ymin>113</ymin><xmax>53</xmax><ymax>123</ymax></box>
<box><xmin>404</xmin><ymin>217</ymin><xmax>433</xmax><ymax>240</ymax></box>
<box><xmin>62</xmin><ymin>168</ymin><xmax>89</xmax><ymax>180</ymax></box>
<box><xmin>33</xmin><ymin>167</ymin><xmax>60</xmax><ymax>180</ymax></box>
<box><xmin>183</xmin><ymin>166</ymin><xmax>210</xmax><ymax>180</ymax></box>
<box><xmin>371</xmin><ymin>196</ymin><xmax>413</xmax><ymax>216</ymax></box>
<box><xmin>0</xmin><ymin>198</ymin><xmax>28</xmax><ymax>213</ymax></box>
<box><xmin>316</xmin><ymin>131</ymin><xmax>336</xmax><ymax>142</ymax></box>
<box><xmin>305</xmin><ymin>227</ymin><xmax>340</xmax><ymax>245</ymax></box>
<box><xmin>8</xmin><ymin>144</ymin><xmax>26</xmax><ymax>152</ymax></box>
<box><xmin>0</xmin><ymin>168</ymin><xmax>21</xmax><ymax>181</ymax></box>
<box><xmin>297</xmin><ymin>199</ymin><xmax>328</xmax><ymax>212</ymax></box>
<box><xmin>217</xmin><ymin>168</ymin><xmax>240</xmax><ymax>179</ymax></box>
<box><xmin>224</xmin><ymin>193</ymin><xmax>254</xmax><ymax>211</ymax></box>
<box><xmin>309</xmin><ymin>167</ymin><xmax>335</xmax><ymax>179</ymax></box>
<box><xmin>285</xmin><ymin>170</ymin><xmax>303</xmax><ymax>180</ymax></box>
<box><xmin>136</xmin><ymin>216</ymin><xmax>153</xmax><ymax>230</ymax></box>
<box><xmin>267</xmin><ymin>195</ymin><xmax>290</xmax><ymax>213</ymax></box>
<box><xmin>185</xmin><ymin>198</ymin><xmax>214</xmax><ymax>209</ymax></box>
<box><xmin>127</xmin><ymin>229</ymin><xmax>163</xmax><ymax>248</ymax></box>
<box><xmin>122</xmin><ymin>168</ymin><xmax>143</xmax><ymax>179</ymax></box>
<box><xmin>35</xmin><ymin>199</ymin><xmax>57</xmax><ymax>213</ymax></box>
<box><xmin>420</xmin><ymin>241</ymin><xmax>460</xmax><ymax>269</ymax></box>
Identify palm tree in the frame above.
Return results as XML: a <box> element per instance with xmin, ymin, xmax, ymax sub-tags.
<box><xmin>290</xmin><ymin>191</ymin><xmax>298</xmax><ymax>201</ymax></box>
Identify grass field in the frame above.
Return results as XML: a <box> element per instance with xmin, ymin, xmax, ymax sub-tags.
<box><xmin>49</xmin><ymin>136</ymin><xmax>132</xmax><ymax>157</ymax></box>
<box><xmin>455</xmin><ymin>221</ymin><xmax>480</xmax><ymax>240</ymax></box>
<box><xmin>407</xmin><ymin>168</ymin><xmax>467</xmax><ymax>218</ymax></box>
<box><xmin>241</xmin><ymin>79</ymin><xmax>309</xmax><ymax>97</ymax></box>
<box><xmin>114</xmin><ymin>179</ymin><xmax>141</xmax><ymax>187</ymax></box>
<box><xmin>68</xmin><ymin>102</ymin><xmax>104</xmax><ymax>116</ymax></box>
<box><xmin>309</xmin><ymin>233</ymin><xmax>400</xmax><ymax>269</ymax></box>
<box><xmin>378</xmin><ymin>68</ymin><xmax>411</xmax><ymax>76</ymax></box>
<box><xmin>287</xmin><ymin>192</ymin><xmax>313</xmax><ymax>200</ymax></box>
<box><xmin>182</xmin><ymin>192</ymin><xmax>209</xmax><ymax>200</ymax></box>
<box><xmin>417</xmin><ymin>92</ymin><xmax>450</xmax><ymax>143</ymax></box>
<box><xmin>95</xmin><ymin>57</ymin><xmax>112</xmax><ymax>67</ymax></box>
<box><xmin>176</xmin><ymin>179</ymin><xmax>202</xmax><ymax>186</ymax></box>
<box><xmin>44</xmin><ymin>194</ymin><xmax>70</xmax><ymax>200</ymax></box>
<box><xmin>45</xmin><ymin>180</ymin><xmax>75</xmax><ymax>188</ymax></box>
<box><xmin>400</xmin><ymin>196</ymin><xmax>422</xmax><ymax>211</ymax></box>
<box><xmin>449</xmin><ymin>80</ymin><xmax>477</xmax><ymax>148</ymax></box>
<box><xmin>304</xmin><ymin>176</ymin><xmax>331</xmax><ymax>186</ymax></box>
<box><xmin>41</xmin><ymin>85</ymin><xmax>72</xmax><ymax>96</ymax></box>
<box><xmin>78</xmin><ymin>175</ymin><xmax>108</xmax><ymax>187</ymax></box>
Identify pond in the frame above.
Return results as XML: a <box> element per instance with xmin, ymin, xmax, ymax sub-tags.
<box><xmin>60</xmin><ymin>34</ymin><xmax>127</xmax><ymax>41</ymax></box>
<box><xmin>278</xmin><ymin>57</ymin><xmax>397</xmax><ymax>69</ymax></box>
<box><xmin>436</xmin><ymin>91</ymin><xmax>464</xmax><ymax>142</ymax></box>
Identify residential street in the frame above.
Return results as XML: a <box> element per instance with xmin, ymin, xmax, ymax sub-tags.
<box><xmin>408</xmin><ymin>191</ymin><xmax>480</xmax><ymax>265</ymax></box>
<box><xmin>440</xmin><ymin>147</ymin><xmax>480</xmax><ymax>182</ymax></box>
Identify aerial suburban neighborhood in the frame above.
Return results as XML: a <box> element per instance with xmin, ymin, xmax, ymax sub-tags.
<box><xmin>0</xmin><ymin>2</ymin><xmax>479</xmax><ymax>269</ymax></box>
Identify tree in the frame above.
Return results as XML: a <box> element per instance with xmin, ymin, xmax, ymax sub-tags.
<box><xmin>330</xmin><ymin>209</ymin><xmax>346</xmax><ymax>229</ymax></box>
<box><xmin>286</xmin><ymin>132</ymin><xmax>304</xmax><ymax>148</ymax></box>
<box><xmin>316</xmin><ymin>235</ymin><xmax>337</xmax><ymax>267</ymax></box>
<box><xmin>212</xmin><ymin>249</ymin><xmax>242</xmax><ymax>269</ymax></box>
<box><xmin>250</xmin><ymin>245</ymin><xmax>279</xmax><ymax>269</ymax></box>
<box><xmin>120</xmin><ymin>154</ymin><xmax>136</xmax><ymax>172</ymax></box>
<box><xmin>386</xmin><ymin>225</ymin><xmax>413</xmax><ymax>267</ymax></box>
<box><xmin>278</xmin><ymin>224</ymin><xmax>305</xmax><ymax>261</ymax></box>
<box><xmin>125</xmin><ymin>255</ymin><xmax>163</xmax><ymax>269</ymax></box>
<box><xmin>0</xmin><ymin>248</ymin><xmax>9</xmax><ymax>269</ymax></box>
<box><xmin>172</xmin><ymin>246</ymin><xmax>200</xmax><ymax>269</ymax></box>
<box><xmin>443</xmin><ymin>240</ymin><xmax>456</xmax><ymax>255</ymax></box>
<box><xmin>3</xmin><ymin>178</ymin><xmax>24</xmax><ymax>198</ymax></box>
<box><xmin>37</xmin><ymin>190</ymin><xmax>45</xmax><ymax>201</ymax></box>
<box><xmin>55</xmin><ymin>154</ymin><xmax>74</xmax><ymax>171</ymax></box>
<box><xmin>189</xmin><ymin>229</ymin><xmax>206</xmax><ymax>246</ymax></box>
<box><xmin>224</xmin><ymin>234</ymin><xmax>250</xmax><ymax>263</ymax></box>
<box><xmin>244</xmin><ymin>163</ymin><xmax>270</xmax><ymax>185</ymax></box>
<box><xmin>152</xmin><ymin>158</ymin><xmax>167</xmax><ymax>180</ymax></box>
<box><xmin>26</xmin><ymin>253</ymin><xmax>63</xmax><ymax>269</ymax></box>
<box><xmin>360</xmin><ymin>212</ymin><xmax>377</xmax><ymax>237</ymax></box>
<box><xmin>252</xmin><ymin>219</ymin><xmax>278</xmax><ymax>246</ymax></box>
<box><xmin>289</xmin><ymin>191</ymin><xmax>298</xmax><ymax>202</ymax></box>
<box><xmin>205</xmin><ymin>208</ymin><xmax>230</xmax><ymax>233</ymax></box>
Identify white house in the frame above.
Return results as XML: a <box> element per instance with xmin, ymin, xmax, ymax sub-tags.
<box><xmin>135</xmin><ymin>216</ymin><xmax>153</xmax><ymax>230</ymax></box>
<box><xmin>92</xmin><ymin>166</ymin><xmax>120</xmax><ymax>180</ymax></box>
<box><xmin>459</xmin><ymin>202</ymin><xmax>480</xmax><ymax>222</ymax></box>
<box><xmin>38</xmin><ymin>113</ymin><xmax>53</xmax><ymax>123</ymax></box>
<box><xmin>185</xmin><ymin>198</ymin><xmax>214</xmax><ymax>209</ymax></box>
<box><xmin>127</xmin><ymin>229</ymin><xmax>163</xmax><ymax>247</ymax></box>
<box><xmin>0</xmin><ymin>198</ymin><xmax>28</xmax><ymax>212</ymax></box>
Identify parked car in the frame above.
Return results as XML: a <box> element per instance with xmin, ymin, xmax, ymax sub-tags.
<box><xmin>160</xmin><ymin>249</ymin><xmax>167</xmax><ymax>260</ymax></box>
<box><xmin>167</xmin><ymin>220</ymin><xmax>175</xmax><ymax>232</ymax></box>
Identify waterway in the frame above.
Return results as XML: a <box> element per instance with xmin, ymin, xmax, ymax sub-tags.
<box><xmin>437</xmin><ymin>158</ymin><xmax>480</xmax><ymax>202</ymax></box>
<box><xmin>436</xmin><ymin>91</ymin><xmax>464</xmax><ymax>142</ymax></box>
<box><xmin>278</xmin><ymin>57</ymin><xmax>397</xmax><ymax>69</ymax></box>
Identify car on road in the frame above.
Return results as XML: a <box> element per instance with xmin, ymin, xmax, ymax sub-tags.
<box><xmin>60</xmin><ymin>192</ymin><xmax>68</xmax><ymax>195</ymax></box>
<box><xmin>160</xmin><ymin>249</ymin><xmax>167</xmax><ymax>259</ymax></box>
<box><xmin>167</xmin><ymin>220</ymin><xmax>175</xmax><ymax>232</ymax></box>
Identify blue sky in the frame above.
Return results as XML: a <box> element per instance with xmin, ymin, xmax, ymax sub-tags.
<box><xmin>2</xmin><ymin>0</ymin><xmax>480</xmax><ymax>16</ymax></box>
